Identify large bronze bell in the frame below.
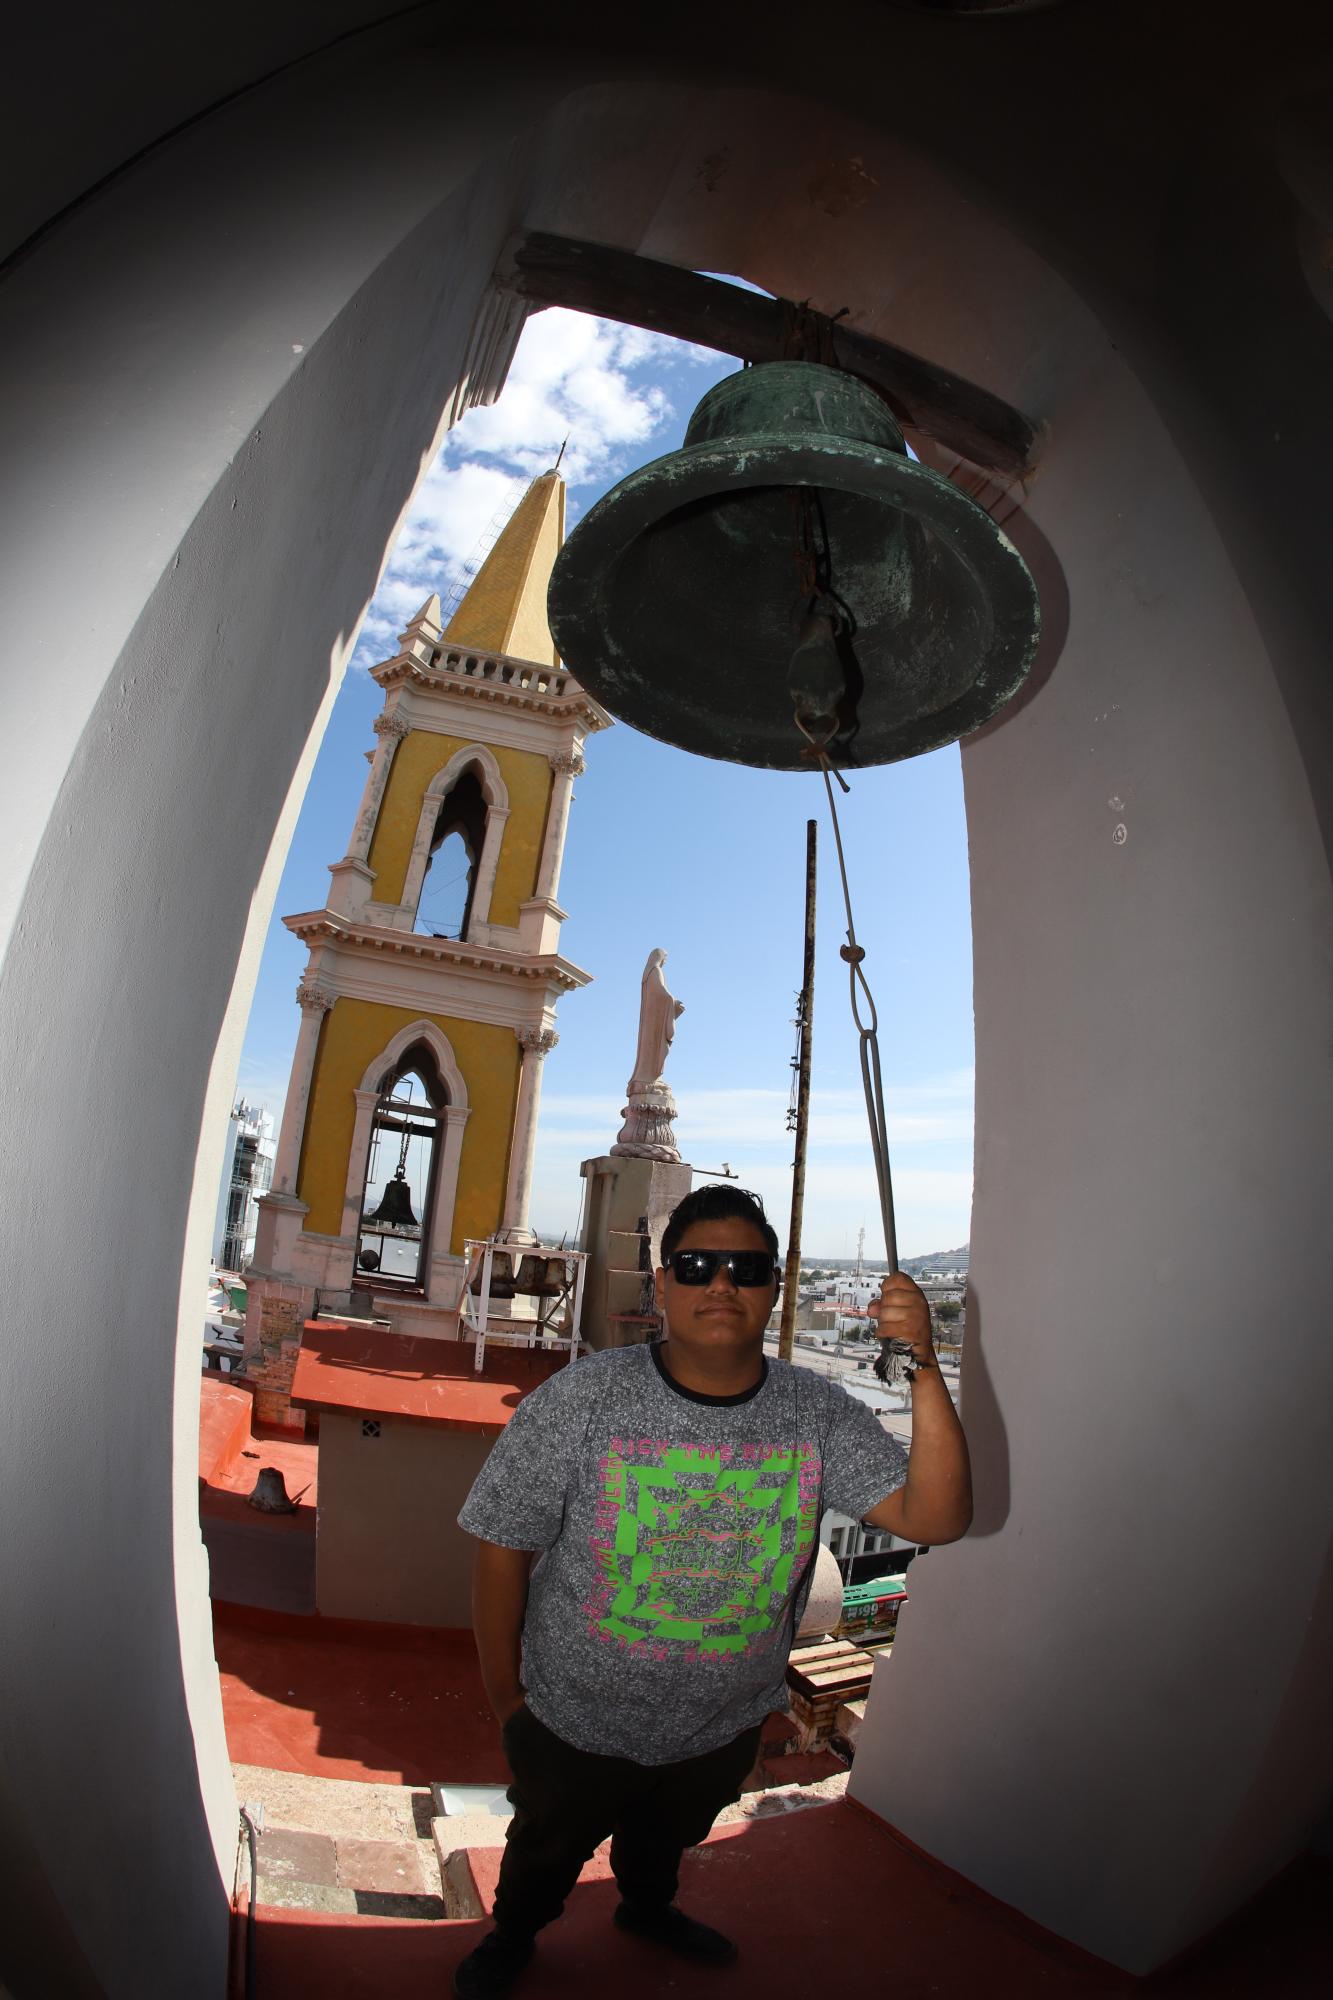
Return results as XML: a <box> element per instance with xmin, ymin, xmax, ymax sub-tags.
<box><xmin>365</xmin><ymin>1170</ymin><xmax>418</xmax><ymax>1232</ymax></box>
<box><xmin>547</xmin><ymin>361</ymin><xmax>1040</xmax><ymax>770</ymax></box>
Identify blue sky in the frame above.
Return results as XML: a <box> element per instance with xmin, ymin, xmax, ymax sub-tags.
<box><xmin>234</xmin><ymin>308</ymin><xmax>975</xmax><ymax>1258</ymax></box>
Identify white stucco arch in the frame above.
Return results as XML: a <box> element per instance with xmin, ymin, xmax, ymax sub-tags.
<box><xmin>0</xmin><ymin>11</ymin><xmax>1330</xmax><ymax>1994</ymax></box>
<box><xmin>400</xmin><ymin>742</ymin><xmax>511</xmax><ymax>934</ymax></box>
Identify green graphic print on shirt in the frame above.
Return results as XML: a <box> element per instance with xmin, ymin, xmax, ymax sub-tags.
<box><xmin>583</xmin><ymin>1436</ymin><xmax>823</xmax><ymax>1660</ymax></box>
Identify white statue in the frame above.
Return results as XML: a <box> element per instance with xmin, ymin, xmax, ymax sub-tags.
<box><xmin>629</xmin><ymin>948</ymin><xmax>685</xmax><ymax>1094</ymax></box>
<box><xmin>612</xmin><ymin>949</ymin><xmax>685</xmax><ymax>1161</ymax></box>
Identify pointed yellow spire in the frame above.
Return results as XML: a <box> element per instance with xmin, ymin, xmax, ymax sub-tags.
<box><xmin>443</xmin><ymin>470</ymin><xmax>566</xmax><ymax>667</ymax></box>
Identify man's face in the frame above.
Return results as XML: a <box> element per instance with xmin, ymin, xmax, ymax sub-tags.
<box><xmin>656</xmin><ymin>1215</ymin><xmax>778</xmax><ymax>1358</ymax></box>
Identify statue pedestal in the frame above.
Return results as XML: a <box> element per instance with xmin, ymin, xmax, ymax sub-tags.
<box><xmin>611</xmin><ymin>1084</ymin><xmax>681</xmax><ymax>1162</ymax></box>
<box><xmin>578</xmin><ymin>1153</ymin><xmax>693</xmax><ymax>1349</ymax></box>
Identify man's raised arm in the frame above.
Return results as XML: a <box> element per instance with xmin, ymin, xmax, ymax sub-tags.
<box><xmin>862</xmin><ymin>1273</ymin><xmax>972</xmax><ymax>1545</ymax></box>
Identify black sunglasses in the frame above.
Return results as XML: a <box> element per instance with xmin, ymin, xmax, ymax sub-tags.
<box><xmin>665</xmin><ymin>1249</ymin><xmax>778</xmax><ymax>1288</ymax></box>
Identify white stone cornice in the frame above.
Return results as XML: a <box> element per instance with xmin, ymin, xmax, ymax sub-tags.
<box><xmin>383</xmin><ymin>697</ymin><xmax>593</xmax><ymax>763</ymax></box>
<box><xmin>297</xmin><ymin>958</ymin><xmax>569</xmax><ymax>1031</ymax></box>
<box><xmin>282</xmin><ymin>909</ymin><xmax>591</xmax><ymax>992</ymax></box>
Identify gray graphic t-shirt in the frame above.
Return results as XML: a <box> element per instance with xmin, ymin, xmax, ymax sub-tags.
<box><xmin>458</xmin><ymin>1342</ymin><xmax>908</xmax><ymax>1765</ymax></box>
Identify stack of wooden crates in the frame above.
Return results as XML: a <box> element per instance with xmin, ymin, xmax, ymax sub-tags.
<box><xmin>785</xmin><ymin>1639</ymin><xmax>876</xmax><ymax>1752</ymax></box>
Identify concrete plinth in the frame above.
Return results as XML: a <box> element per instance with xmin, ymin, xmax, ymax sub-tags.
<box><xmin>578</xmin><ymin>1154</ymin><xmax>692</xmax><ymax>1351</ymax></box>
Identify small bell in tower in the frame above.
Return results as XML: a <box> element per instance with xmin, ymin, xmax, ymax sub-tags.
<box><xmin>365</xmin><ymin>1128</ymin><xmax>419</xmax><ymax>1232</ymax></box>
<box><xmin>547</xmin><ymin>360</ymin><xmax>1040</xmax><ymax>770</ymax></box>
<box><xmin>366</xmin><ymin>1170</ymin><xmax>418</xmax><ymax>1232</ymax></box>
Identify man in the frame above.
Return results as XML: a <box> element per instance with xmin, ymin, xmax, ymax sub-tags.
<box><xmin>454</xmin><ymin>1184</ymin><xmax>971</xmax><ymax>1997</ymax></box>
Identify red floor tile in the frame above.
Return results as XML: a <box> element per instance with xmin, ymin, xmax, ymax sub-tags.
<box><xmin>214</xmin><ymin>1603</ymin><xmax>502</xmax><ymax>1785</ymax></box>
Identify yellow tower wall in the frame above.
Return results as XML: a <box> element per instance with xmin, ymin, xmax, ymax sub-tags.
<box><xmin>295</xmin><ymin>997</ymin><xmax>520</xmax><ymax>1251</ymax></box>
<box><xmin>365</xmin><ymin>729</ymin><xmax>552</xmax><ymax>923</ymax></box>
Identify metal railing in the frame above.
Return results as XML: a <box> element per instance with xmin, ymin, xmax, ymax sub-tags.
<box><xmin>461</xmin><ymin>1238</ymin><xmax>587</xmax><ymax>1373</ymax></box>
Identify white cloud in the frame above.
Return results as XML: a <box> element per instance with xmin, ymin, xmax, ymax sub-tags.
<box><xmin>353</xmin><ymin>308</ymin><xmax>715</xmax><ymax>663</ymax></box>
<box><xmin>356</xmin><ymin>459</ymin><xmax>528</xmax><ymax>654</ymax></box>
<box><xmin>447</xmin><ymin>310</ymin><xmax>685</xmax><ymax>485</ymax></box>
<box><xmin>528</xmin><ymin>1071</ymin><xmax>975</xmax><ymax>1255</ymax></box>
<box><xmin>534</xmin><ymin>1072</ymin><xmax>974</xmax><ymax>1157</ymax></box>
<box><xmin>527</xmin><ymin>1150</ymin><xmax>973</xmax><ymax>1263</ymax></box>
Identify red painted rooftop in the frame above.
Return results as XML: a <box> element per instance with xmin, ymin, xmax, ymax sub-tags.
<box><xmin>290</xmin><ymin>1320</ymin><xmax>568</xmax><ymax>1430</ymax></box>
<box><xmin>208</xmin><ymin>1505</ymin><xmax>1333</xmax><ymax>1997</ymax></box>
<box><xmin>250</xmin><ymin>1801</ymin><xmax>1332</xmax><ymax>2000</ymax></box>
<box><xmin>201</xmin><ymin>1383</ymin><xmax>1332</xmax><ymax>1997</ymax></box>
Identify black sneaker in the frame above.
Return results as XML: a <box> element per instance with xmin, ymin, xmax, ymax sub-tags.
<box><xmin>452</xmin><ymin>1929</ymin><xmax>535</xmax><ymax>1998</ymax></box>
<box><xmin>614</xmin><ymin>1902</ymin><xmax>738</xmax><ymax>1963</ymax></box>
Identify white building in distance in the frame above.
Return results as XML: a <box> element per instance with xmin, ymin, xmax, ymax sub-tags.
<box><xmin>211</xmin><ymin>1102</ymin><xmax>275</xmax><ymax>1272</ymax></box>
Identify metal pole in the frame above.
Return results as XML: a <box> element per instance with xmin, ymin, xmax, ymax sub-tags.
<box><xmin>779</xmin><ymin>820</ymin><xmax>817</xmax><ymax>1364</ymax></box>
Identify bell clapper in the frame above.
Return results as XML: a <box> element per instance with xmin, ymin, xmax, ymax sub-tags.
<box><xmin>788</xmin><ymin>598</ymin><xmax>849</xmax><ymax>750</ymax></box>
<box><xmin>788</xmin><ymin>482</ymin><xmax>860</xmax><ymax>756</ymax></box>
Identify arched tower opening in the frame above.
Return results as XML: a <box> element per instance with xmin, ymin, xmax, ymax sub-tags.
<box><xmin>414</xmin><ymin>764</ymin><xmax>488</xmax><ymax>939</ymax></box>
<box><xmin>357</xmin><ymin>1039</ymin><xmax>449</xmax><ymax>1288</ymax></box>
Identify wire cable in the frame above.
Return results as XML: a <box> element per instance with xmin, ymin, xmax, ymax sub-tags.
<box><xmin>817</xmin><ymin>759</ymin><xmax>899</xmax><ymax>1276</ymax></box>
<box><xmin>791</xmin><ymin>724</ymin><xmax>917</xmax><ymax>1385</ymax></box>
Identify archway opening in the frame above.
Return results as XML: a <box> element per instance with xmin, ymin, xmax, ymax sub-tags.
<box><xmin>357</xmin><ymin>1043</ymin><xmax>448</xmax><ymax>1288</ymax></box>
<box><xmin>415</xmin><ymin>764</ymin><xmax>488</xmax><ymax>938</ymax></box>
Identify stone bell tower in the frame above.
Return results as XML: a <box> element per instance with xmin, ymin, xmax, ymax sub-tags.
<box><xmin>245</xmin><ymin>468</ymin><xmax>611</xmax><ymax>1378</ymax></box>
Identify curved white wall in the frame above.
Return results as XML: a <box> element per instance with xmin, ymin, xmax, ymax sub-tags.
<box><xmin>2</xmin><ymin>6</ymin><xmax>1330</xmax><ymax>1991</ymax></box>
<box><xmin>0</xmin><ymin>37</ymin><xmax>565</xmax><ymax>1994</ymax></box>
<box><xmin>853</xmin><ymin>349</ymin><xmax>1333</xmax><ymax>1969</ymax></box>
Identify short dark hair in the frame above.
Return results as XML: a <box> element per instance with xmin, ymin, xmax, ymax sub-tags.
<box><xmin>660</xmin><ymin>1184</ymin><xmax>781</xmax><ymax>1265</ymax></box>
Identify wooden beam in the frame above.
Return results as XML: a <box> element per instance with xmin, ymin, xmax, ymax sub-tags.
<box><xmin>503</xmin><ymin>231</ymin><xmax>1038</xmax><ymax>479</ymax></box>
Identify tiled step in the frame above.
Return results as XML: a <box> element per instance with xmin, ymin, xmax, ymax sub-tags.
<box><xmin>233</xmin><ymin>1762</ymin><xmax>435</xmax><ymax>1843</ymax></box>
<box><xmin>255</xmin><ymin>1825</ymin><xmax>444</xmax><ymax>1920</ymax></box>
<box><xmin>236</xmin><ymin>1761</ymin><xmax>447</xmax><ymax>1920</ymax></box>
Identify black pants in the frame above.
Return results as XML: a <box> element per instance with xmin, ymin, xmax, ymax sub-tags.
<box><xmin>493</xmin><ymin>1703</ymin><xmax>763</xmax><ymax>1941</ymax></box>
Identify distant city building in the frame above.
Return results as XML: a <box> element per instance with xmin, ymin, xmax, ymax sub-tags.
<box><xmin>211</xmin><ymin>1101</ymin><xmax>275</xmax><ymax>1270</ymax></box>
<box><xmin>822</xmin><ymin>1506</ymin><xmax>916</xmax><ymax>1574</ymax></box>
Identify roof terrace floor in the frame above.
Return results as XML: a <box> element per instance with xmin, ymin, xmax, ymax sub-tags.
<box><xmin>250</xmin><ymin>1797</ymin><xmax>1331</xmax><ymax>1999</ymax></box>
<box><xmin>206</xmin><ymin>1391</ymin><xmax>1330</xmax><ymax>1997</ymax></box>
<box><xmin>217</xmin><ymin>1606</ymin><xmax>1330</xmax><ymax>1997</ymax></box>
